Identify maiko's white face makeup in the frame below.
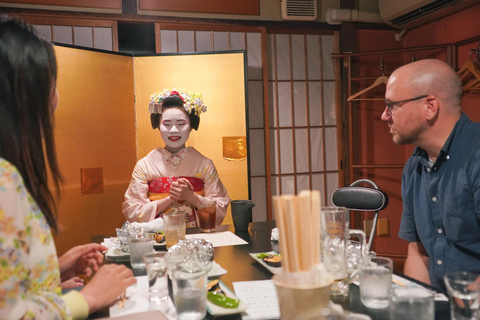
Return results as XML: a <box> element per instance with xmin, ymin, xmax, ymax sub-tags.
<box><xmin>159</xmin><ymin>107</ymin><xmax>191</xmax><ymax>153</ymax></box>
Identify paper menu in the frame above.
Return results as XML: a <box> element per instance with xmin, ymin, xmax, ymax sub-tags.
<box><xmin>233</xmin><ymin>280</ymin><xmax>280</xmax><ymax>320</ymax></box>
<box><xmin>186</xmin><ymin>231</ymin><xmax>248</xmax><ymax>247</ymax></box>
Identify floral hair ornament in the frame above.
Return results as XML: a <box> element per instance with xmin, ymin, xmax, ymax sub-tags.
<box><xmin>149</xmin><ymin>89</ymin><xmax>207</xmax><ymax>116</ymax></box>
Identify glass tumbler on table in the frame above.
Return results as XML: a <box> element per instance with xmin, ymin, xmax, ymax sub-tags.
<box><xmin>164</xmin><ymin>210</ymin><xmax>186</xmax><ymax>249</ymax></box>
<box><xmin>143</xmin><ymin>251</ymin><xmax>168</xmax><ymax>303</ymax></box>
<box><xmin>128</xmin><ymin>233</ymin><xmax>153</xmax><ymax>269</ymax></box>
<box><xmin>116</xmin><ymin>228</ymin><xmax>129</xmax><ymax>252</ymax></box>
<box><xmin>358</xmin><ymin>256</ymin><xmax>393</xmax><ymax>309</ymax></box>
<box><xmin>171</xmin><ymin>268</ymin><xmax>208</xmax><ymax>320</ymax></box>
<box><xmin>197</xmin><ymin>198</ymin><xmax>216</xmax><ymax>233</ymax></box>
<box><xmin>444</xmin><ymin>271</ymin><xmax>480</xmax><ymax>320</ymax></box>
<box><xmin>390</xmin><ymin>287</ymin><xmax>435</xmax><ymax>320</ymax></box>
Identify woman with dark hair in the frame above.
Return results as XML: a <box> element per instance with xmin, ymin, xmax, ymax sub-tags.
<box><xmin>0</xmin><ymin>17</ymin><xmax>136</xmax><ymax>319</ymax></box>
<box><xmin>122</xmin><ymin>90</ymin><xmax>230</xmax><ymax>227</ymax></box>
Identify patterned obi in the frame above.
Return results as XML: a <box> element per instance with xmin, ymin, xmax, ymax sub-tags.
<box><xmin>148</xmin><ymin>176</ymin><xmax>204</xmax><ymax>226</ymax></box>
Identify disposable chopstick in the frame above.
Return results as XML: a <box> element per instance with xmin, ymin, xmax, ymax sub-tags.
<box><xmin>283</xmin><ymin>195</ymin><xmax>302</xmax><ymax>272</ymax></box>
<box><xmin>298</xmin><ymin>191</ymin><xmax>312</xmax><ymax>270</ymax></box>
<box><xmin>272</xmin><ymin>196</ymin><xmax>291</xmax><ymax>272</ymax></box>
<box><xmin>310</xmin><ymin>190</ymin><xmax>321</xmax><ymax>265</ymax></box>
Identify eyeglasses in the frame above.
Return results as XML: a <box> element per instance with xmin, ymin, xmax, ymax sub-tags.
<box><xmin>384</xmin><ymin>95</ymin><xmax>428</xmax><ymax>116</ymax></box>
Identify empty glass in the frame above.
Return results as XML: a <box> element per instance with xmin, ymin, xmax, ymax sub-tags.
<box><xmin>444</xmin><ymin>271</ymin><xmax>480</xmax><ymax>320</ymax></box>
<box><xmin>320</xmin><ymin>206</ymin><xmax>366</xmax><ymax>296</ymax></box>
<box><xmin>143</xmin><ymin>251</ymin><xmax>168</xmax><ymax>303</ymax></box>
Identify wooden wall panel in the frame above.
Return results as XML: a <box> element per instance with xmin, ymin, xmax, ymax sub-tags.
<box><xmin>0</xmin><ymin>0</ymin><xmax>121</xmax><ymax>10</ymax></box>
<box><xmin>139</xmin><ymin>0</ymin><xmax>259</xmax><ymax>15</ymax></box>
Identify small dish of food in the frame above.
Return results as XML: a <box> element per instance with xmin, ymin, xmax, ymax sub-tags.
<box><xmin>249</xmin><ymin>251</ymin><xmax>283</xmax><ymax>274</ymax></box>
<box><xmin>206</xmin><ymin>279</ymin><xmax>247</xmax><ymax>316</ymax></box>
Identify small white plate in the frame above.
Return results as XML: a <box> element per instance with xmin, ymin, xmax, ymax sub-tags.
<box><xmin>208</xmin><ymin>261</ymin><xmax>228</xmax><ymax>279</ymax></box>
<box><xmin>249</xmin><ymin>252</ymin><xmax>282</xmax><ymax>274</ymax></box>
<box><xmin>106</xmin><ymin>248</ymin><xmax>130</xmax><ymax>261</ymax></box>
<box><xmin>207</xmin><ymin>280</ymin><xmax>247</xmax><ymax>316</ymax></box>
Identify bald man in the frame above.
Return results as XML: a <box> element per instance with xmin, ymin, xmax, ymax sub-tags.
<box><xmin>381</xmin><ymin>59</ymin><xmax>480</xmax><ymax>290</ymax></box>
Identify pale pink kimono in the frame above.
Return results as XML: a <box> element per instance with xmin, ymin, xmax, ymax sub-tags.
<box><xmin>122</xmin><ymin>147</ymin><xmax>230</xmax><ymax>226</ymax></box>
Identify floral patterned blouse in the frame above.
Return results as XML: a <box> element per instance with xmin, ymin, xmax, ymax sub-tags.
<box><xmin>0</xmin><ymin>157</ymin><xmax>80</xmax><ymax>320</ymax></box>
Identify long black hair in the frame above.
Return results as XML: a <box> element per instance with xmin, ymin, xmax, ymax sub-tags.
<box><xmin>0</xmin><ymin>16</ymin><xmax>62</xmax><ymax>233</ymax></box>
<box><xmin>150</xmin><ymin>94</ymin><xmax>200</xmax><ymax>130</ymax></box>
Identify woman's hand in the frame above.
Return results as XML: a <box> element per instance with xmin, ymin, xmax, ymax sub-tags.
<box><xmin>61</xmin><ymin>276</ymin><xmax>84</xmax><ymax>290</ymax></box>
<box><xmin>80</xmin><ymin>264</ymin><xmax>136</xmax><ymax>314</ymax></box>
<box><xmin>170</xmin><ymin>178</ymin><xmax>197</xmax><ymax>204</ymax></box>
<box><xmin>58</xmin><ymin>243</ymin><xmax>107</xmax><ymax>282</ymax></box>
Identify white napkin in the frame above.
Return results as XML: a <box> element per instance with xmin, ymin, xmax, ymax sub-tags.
<box><xmin>110</xmin><ymin>276</ymin><xmax>176</xmax><ymax>319</ymax></box>
<box><xmin>270</xmin><ymin>228</ymin><xmax>279</xmax><ymax>241</ymax></box>
<box><xmin>131</xmin><ymin>218</ymin><xmax>164</xmax><ymax>233</ymax></box>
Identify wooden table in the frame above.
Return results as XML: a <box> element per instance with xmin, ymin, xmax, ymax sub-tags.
<box><xmin>91</xmin><ymin>221</ymin><xmax>451</xmax><ymax>320</ymax></box>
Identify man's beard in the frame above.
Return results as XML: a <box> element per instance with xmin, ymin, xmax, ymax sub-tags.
<box><xmin>392</xmin><ymin>122</ymin><xmax>426</xmax><ymax>146</ymax></box>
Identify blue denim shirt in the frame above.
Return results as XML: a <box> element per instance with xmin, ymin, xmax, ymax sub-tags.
<box><xmin>399</xmin><ymin>113</ymin><xmax>480</xmax><ymax>290</ymax></box>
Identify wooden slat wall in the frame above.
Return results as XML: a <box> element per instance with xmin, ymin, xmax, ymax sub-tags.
<box><xmin>139</xmin><ymin>0</ymin><xmax>259</xmax><ymax>15</ymax></box>
<box><xmin>0</xmin><ymin>0</ymin><xmax>121</xmax><ymax>10</ymax></box>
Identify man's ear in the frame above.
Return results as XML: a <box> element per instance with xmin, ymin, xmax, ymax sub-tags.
<box><xmin>424</xmin><ymin>96</ymin><xmax>439</xmax><ymax>120</ymax></box>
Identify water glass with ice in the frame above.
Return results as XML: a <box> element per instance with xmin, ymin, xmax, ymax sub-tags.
<box><xmin>359</xmin><ymin>256</ymin><xmax>393</xmax><ymax>309</ymax></box>
<box><xmin>128</xmin><ymin>233</ymin><xmax>153</xmax><ymax>269</ymax></box>
<box><xmin>444</xmin><ymin>271</ymin><xmax>480</xmax><ymax>320</ymax></box>
<box><xmin>171</xmin><ymin>269</ymin><xmax>208</xmax><ymax>320</ymax></box>
<box><xmin>390</xmin><ymin>287</ymin><xmax>434</xmax><ymax>320</ymax></box>
<box><xmin>143</xmin><ymin>251</ymin><xmax>168</xmax><ymax>303</ymax></box>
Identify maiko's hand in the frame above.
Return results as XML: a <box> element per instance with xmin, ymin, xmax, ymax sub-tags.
<box><xmin>170</xmin><ymin>178</ymin><xmax>195</xmax><ymax>203</ymax></box>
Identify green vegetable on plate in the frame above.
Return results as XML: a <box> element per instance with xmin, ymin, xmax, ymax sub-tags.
<box><xmin>207</xmin><ymin>291</ymin><xmax>240</xmax><ymax>309</ymax></box>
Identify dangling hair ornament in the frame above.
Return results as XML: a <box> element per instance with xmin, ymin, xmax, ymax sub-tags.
<box><xmin>149</xmin><ymin>89</ymin><xmax>207</xmax><ymax>115</ymax></box>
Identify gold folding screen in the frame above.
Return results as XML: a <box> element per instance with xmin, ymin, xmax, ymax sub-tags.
<box><xmin>53</xmin><ymin>46</ymin><xmax>247</xmax><ymax>254</ymax></box>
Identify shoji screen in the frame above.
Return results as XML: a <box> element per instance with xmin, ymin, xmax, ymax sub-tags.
<box><xmin>267</xmin><ymin>34</ymin><xmax>338</xmax><ymax>207</ymax></box>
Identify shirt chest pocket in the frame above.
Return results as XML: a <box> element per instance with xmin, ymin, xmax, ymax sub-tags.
<box><xmin>443</xmin><ymin>193</ymin><xmax>480</xmax><ymax>243</ymax></box>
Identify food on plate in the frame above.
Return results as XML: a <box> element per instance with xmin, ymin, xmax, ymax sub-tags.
<box><xmin>207</xmin><ymin>280</ymin><xmax>240</xmax><ymax>309</ymax></box>
<box><xmin>256</xmin><ymin>252</ymin><xmax>282</xmax><ymax>267</ymax></box>
<box><xmin>153</xmin><ymin>231</ymin><xmax>165</xmax><ymax>243</ymax></box>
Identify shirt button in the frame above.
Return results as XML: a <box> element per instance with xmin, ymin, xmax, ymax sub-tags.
<box><xmin>432</xmin><ymin>197</ymin><xmax>437</xmax><ymax>202</ymax></box>
<box><xmin>438</xmin><ymin>229</ymin><xmax>443</xmax><ymax>234</ymax></box>
<box><xmin>427</xmin><ymin>168</ymin><xmax>431</xmax><ymax>172</ymax></box>
<box><xmin>437</xmin><ymin>260</ymin><xmax>443</xmax><ymax>265</ymax></box>
<box><xmin>446</xmin><ymin>155</ymin><xmax>450</xmax><ymax>160</ymax></box>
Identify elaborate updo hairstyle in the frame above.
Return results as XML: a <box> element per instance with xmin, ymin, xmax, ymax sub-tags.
<box><xmin>150</xmin><ymin>93</ymin><xmax>200</xmax><ymax>131</ymax></box>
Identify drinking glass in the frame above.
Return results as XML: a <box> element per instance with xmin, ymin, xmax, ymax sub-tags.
<box><xmin>128</xmin><ymin>233</ymin><xmax>153</xmax><ymax>269</ymax></box>
<box><xmin>164</xmin><ymin>210</ymin><xmax>186</xmax><ymax>249</ymax></box>
<box><xmin>143</xmin><ymin>251</ymin><xmax>168</xmax><ymax>303</ymax></box>
<box><xmin>359</xmin><ymin>256</ymin><xmax>393</xmax><ymax>309</ymax></box>
<box><xmin>444</xmin><ymin>271</ymin><xmax>480</xmax><ymax>320</ymax></box>
<box><xmin>390</xmin><ymin>287</ymin><xmax>435</xmax><ymax>320</ymax></box>
<box><xmin>171</xmin><ymin>269</ymin><xmax>208</xmax><ymax>320</ymax></box>
<box><xmin>198</xmin><ymin>198</ymin><xmax>216</xmax><ymax>233</ymax></box>
<box><xmin>116</xmin><ymin>228</ymin><xmax>129</xmax><ymax>252</ymax></box>
<box><xmin>320</xmin><ymin>206</ymin><xmax>366</xmax><ymax>296</ymax></box>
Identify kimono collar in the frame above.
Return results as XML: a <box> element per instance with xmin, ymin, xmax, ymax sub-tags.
<box><xmin>159</xmin><ymin>146</ymin><xmax>191</xmax><ymax>170</ymax></box>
